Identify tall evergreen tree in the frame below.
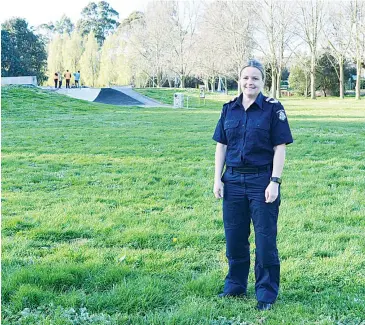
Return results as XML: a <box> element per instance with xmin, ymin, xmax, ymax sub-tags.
<box><xmin>54</xmin><ymin>15</ymin><xmax>74</xmax><ymax>35</ymax></box>
<box><xmin>77</xmin><ymin>1</ymin><xmax>119</xmax><ymax>46</ymax></box>
<box><xmin>1</xmin><ymin>18</ymin><xmax>47</xmax><ymax>83</ymax></box>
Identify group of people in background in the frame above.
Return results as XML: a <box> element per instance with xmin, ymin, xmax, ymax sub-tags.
<box><xmin>53</xmin><ymin>70</ymin><xmax>81</xmax><ymax>89</ymax></box>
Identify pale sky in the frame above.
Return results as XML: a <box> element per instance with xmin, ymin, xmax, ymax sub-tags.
<box><xmin>0</xmin><ymin>0</ymin><xmax>150</xmax><ymax>27</ymax></box>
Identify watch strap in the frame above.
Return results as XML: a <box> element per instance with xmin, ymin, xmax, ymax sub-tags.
<box><xmin>270</xmin><ymin>177</ymin><xmax>282</xmax><ymax>184</ymax></box>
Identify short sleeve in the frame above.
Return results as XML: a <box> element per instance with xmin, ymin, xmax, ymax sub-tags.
<box><xmin>212</xmin><ymin>105</ymin><xmax>228</xmax><ymax>145</ymax></box>
<box><xmin>271</xmin><ymin>103</ymin><xmax>293</xmax><ymax>146</ymax></box>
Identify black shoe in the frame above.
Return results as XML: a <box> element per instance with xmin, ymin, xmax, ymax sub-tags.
<box><xmin>256</xmin><ymin>302</ymin><xmax>273</xmax><ymax>311</ymax></box>
<box><xmin>218</xmin><ymin>292</ymin><xmax>246</xmax><ymax>298</ymax></box>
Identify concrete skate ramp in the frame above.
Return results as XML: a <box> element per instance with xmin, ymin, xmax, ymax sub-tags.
<box><xmin>94</xmin><ymin>88</ymin><xmax>142</xmax><ymax>105</ymax></box>
<box><xmin>56</xmin><ymin>88</ymin><xmax>101</xmax><ymax>101</ymax></box>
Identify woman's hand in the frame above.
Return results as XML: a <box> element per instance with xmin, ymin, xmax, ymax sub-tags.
<box><xmin>213</xmin><ymin>180</ymin><xmax>224</xmax><ymax>199</ymax></box>
<box><xmin>265</xmin><ymin>182</ymin><xmax>279</xmax><ymax>203</ymax></box>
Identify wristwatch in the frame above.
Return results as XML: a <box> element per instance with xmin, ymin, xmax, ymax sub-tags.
<box><xmin>270</xmin><ymin>177</ymin><xmax>282</xmax><ymax>184</ymax></box>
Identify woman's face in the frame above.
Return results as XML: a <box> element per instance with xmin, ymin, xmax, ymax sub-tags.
<box><xmin>240</xmin><ymin>67</ymin><xmax>264</xmax><ymax>98</ymax></box>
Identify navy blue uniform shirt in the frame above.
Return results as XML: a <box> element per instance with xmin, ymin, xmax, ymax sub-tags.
<box><xmin>212</xmin><ymin>92</ymin><xmax>293</xmax><ymax>167</ymax></box>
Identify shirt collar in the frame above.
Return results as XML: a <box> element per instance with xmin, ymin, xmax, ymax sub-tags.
<box><xmin>233</xmin><ymin>92</ymin><xmax>264</xmax><ymax>110</ymax></box>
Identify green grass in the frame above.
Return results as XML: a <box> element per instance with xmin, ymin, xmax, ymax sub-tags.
<box><xmin>2</xmin><ymin>85</ymin><xmax>365</xmax><ymax>324</ymax></box>
<box><xmin>135</xmin><ymin>87</ymin><xmax>234</xmax><ymax>109</ymax></box>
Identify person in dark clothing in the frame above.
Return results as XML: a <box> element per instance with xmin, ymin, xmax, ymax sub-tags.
<box><xmin>74</xmin><ymin>71</ymin><xmax>80</xmax><ymax>88</ymax></box>
<box><xmin>212</xmin><ymin>59</ymin><xmax>293</xmax><ymax>311</ymax></box>
<box><xmin>54</xmin><ymin>72</ymin><xmax>58</xmax><ymax>89</ymax></box>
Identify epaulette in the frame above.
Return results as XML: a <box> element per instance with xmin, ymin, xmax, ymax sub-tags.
<box><xmin>265</xmin><ymin>97</ymin><xmax>280</xmax><ymax>104</ymax></box>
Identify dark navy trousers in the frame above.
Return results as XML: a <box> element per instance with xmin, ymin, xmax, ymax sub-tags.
<box><xmin>221</xmin><ymin>167</ymin><xmax>280</xmax><ymax>303</ymax></box>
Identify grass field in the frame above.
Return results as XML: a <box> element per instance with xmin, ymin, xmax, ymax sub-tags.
<box><xmin>2</xmin><ymin>86</ymin><xmax>365</xmax><ymax>324</ymax></box>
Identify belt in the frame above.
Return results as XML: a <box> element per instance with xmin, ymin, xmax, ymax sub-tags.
<box><xmin>229</xmin><ymin>165</ymin><xmax>271</xmax><ymax>174</ymax></box>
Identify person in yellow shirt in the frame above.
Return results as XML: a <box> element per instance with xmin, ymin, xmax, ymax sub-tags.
<box><xmin>64</xmin><ymin>70</ymin><xmax>72</xmax><ymax>88</ymax></box>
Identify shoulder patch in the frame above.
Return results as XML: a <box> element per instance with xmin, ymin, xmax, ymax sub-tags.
<box><xmin>276</xmin><ymin>109</ymin><xmax>287</xmax><ymax>121</ymax></box>
<box><xmin>265</xmin><ymin>97</ymin><xmax>279</xmax><ymax>104</ymax></box>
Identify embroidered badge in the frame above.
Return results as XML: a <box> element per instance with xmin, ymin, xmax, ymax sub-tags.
<box><xmin>277</xmin><ymin>109</ymin><xmax>287</xmax><ymax>121</ymax></box>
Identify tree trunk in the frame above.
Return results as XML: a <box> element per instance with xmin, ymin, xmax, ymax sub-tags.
<box><xmin>355</xmin><ymin>58</ymin><xmax>361</xmax><ymax>100</ymax></box>
<box><xmin>276</xmin><ymin>67</ymin><xmax>282</xmax><ymax>98</ymax></box>
<box><xmin>168</xmin><ymin>78</ymin><xmax>172</xmax><ymax>88</ymax></box>
<box><xmin>305</xmin><ymin>73</ymin><xmax>308</xmax><ymax>98</ymax></box>
<box><xmin>310</xmin><ymin>53</ymin><xmax>316</xmax><ymax>99</ymax></box>
<box><xmin>211</xmin><ymin>76</ymin><xmax>215</xmax><ymax>92</ymax></box>
<box><xmin>218</xmin><ymin>76</ymin><xmax>222</xmax><ymax>92</ymax></box>
<box><xmin>157</xmin><ymin>70</ymin><xmax>163</xmax><ymax>88</ymax></box>
<box><xmin>224</xmin><ymin>76</ymin><xmax>228</xmax><ymax>94</ymax></box>
<box><xmin>271</xmin><ymin>69</ymin><xmax>277</xmax><ymax>99</ymax></box>
<box><xmin>339</xmin><ymin>55</ymin><xmax>344</xmax><ymax>99</ymax></box>
<box><xmin>204</xmin><ymin>80</ymin><xmax>208</xmax><ymax>92</ymax></box>
<box><xmin>180</xmin><ymin>75</ymin><xmax>185</xmax><ymax>89</ymax></box>
<box><xmin>237</xmin><ymin>69</ymin><xmax>241</xmax><ymax>95</ymax></box>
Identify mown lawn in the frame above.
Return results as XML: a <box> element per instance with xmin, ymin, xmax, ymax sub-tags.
<box><xmin>2</xmin><ymin>86</ymin><xmax>365</xmax><ymax>324</ymax></box>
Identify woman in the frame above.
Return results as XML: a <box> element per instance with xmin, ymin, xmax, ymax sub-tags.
<box><xmin>54</xmin><ymin>72</ymin><xmax>58</xmax><ymax>89</ymax></box>
<box><xmin>212</xmin><ymin>59</ymin><xmax>293</xmax><ymax>311</ymax></box>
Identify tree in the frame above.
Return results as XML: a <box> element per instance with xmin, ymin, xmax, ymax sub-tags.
<box><xmin>47</xmin><ymin>34</ymin><xmax>64</xmax><ymax>85</ymax></box>
<box><xmin>77</xmin><ymin>1</ymin><xmax>119</xmax><ymax>46</ymax></box>
<box><xmin>1</xmin><ymin>30</ymin><xmax>18</xmax><ymax>77</ymax></box>
<box><xmin>194</xmin><ymin>21</ymin><xmax>224</xmax><ymax>92</ymax></box>
<box><xmin>254</xmin><ymin>0</ymin><xmax>296</xmax><ymax>98</ymax></box>
<box><xmin>1</xmin><ymin>18</ymin><xmax>47</xmax><ymax>84</ymax></box>
<box><xmin>98</xmin><ymin>33</ymin><xmax>119</xmax><ymax>86</ymax></box>
<box><xmin>324</xmin><ymin>2</ymin><xmax>353</xmax><ymax>98</ymax></box>
<box><xmin>120</xmin><ymin>11</ymin><xmax>144</xmax><ymax>28</ymax></box>
<box><xmin>125</xmin><ymin>2</ymin><xmax>175</xmax><ymax>87</ymax></box>
<box><xmin>289</xmin><ymin>56</ymin><xmax>311</xmax><ymax>96</ymax></box>
<box><xmin>201</xmin><ymin>1</ymin><xmax>254</xmax><ymax>94</ymax></box>
<box><xmin>289</xmin><ymin>66</ymin><xmax>309</xmax><ymax>96</ymax></box>
<box><xmin>117</xmin><ymin>11</ymin><xmax>152</xmax><ymax>87</ymax></box>
<box><xmin>79</xmin><ymin>32</ymin><xmax>100</xmax><ymax>86</ymax></box>
<box><xmin>316</xmin><ymin>53</ymin><xmax>341</xmax><ymax>96</ymax></box>
<box><xmin>54</xmin><ymin>15</ymin><xmax>75</xmax><ymax>35</ymax></box>
<box><xmin>349</xmin><ymin>0</ymin><xmax>365</xmax><ymax>100</ymax></box>
<box><xmin>35</xmin><ymin>22</ymin><xmax>55</xmax><ymax>44</ymax></box>
<box><xmin>61</xmin><ymin>33</ymin><xmax>71</xmax><ymax>73</ymax></box>
<box><xmin>295</xmin><ymin>0</ymin><xmax>326</xmax><ymax>99</ymax></box>
<box><xmin>166</xmin><ymin>0</ymin><xmax>202</xmax><ymax>88</ymax></box>
<box><xmin>63</xmin><ymin>31</ymin><xmax>84</xmax><ymax>73</ymax></box>
<box><xmin>35</xmin><ymin>15</ymin><xmax>74</xmax><ymax>45</ymax></box>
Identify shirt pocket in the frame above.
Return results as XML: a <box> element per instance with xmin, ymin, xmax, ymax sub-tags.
<box><xmin>248</xmin><ymin>122</ymin><xmax>270</xmax><ymax>149</ymax></box>
<box><xmin>253</xmin><ymin>123</ymin><xmax>270</xmax><ymax>140</ymax></box>
<box><xmin>224</xmin><ymin>119</ymin><xmax>241</xmax><ymax>144</ymax></box>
